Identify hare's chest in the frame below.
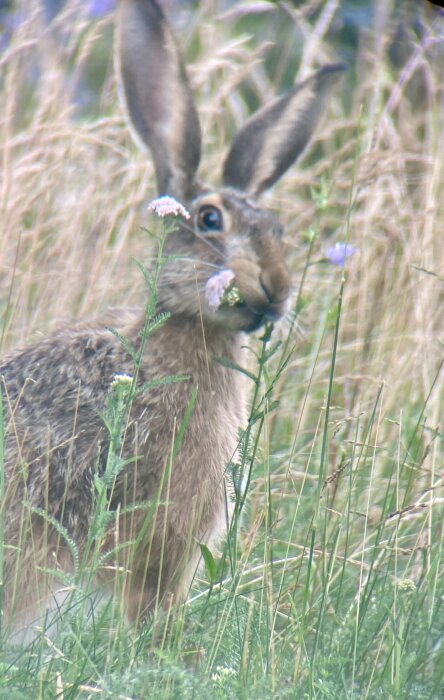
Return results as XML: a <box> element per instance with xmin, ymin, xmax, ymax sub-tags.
<box><xmin>173</xmin><ymin>384</ymin><xmax>245</xmax><ymax>543</ymax></box>
<box><xmin>165</xmin><ymin>368</ymin><xmax>246</xmax><ymax>495</ymax></box>
<box><xmin>180</xmin><ymin>376</ymin><xmax>247</xmax><ymax>480</ymax></box>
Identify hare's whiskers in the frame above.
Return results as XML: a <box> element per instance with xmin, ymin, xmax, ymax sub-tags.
<box><xmin>181</xmin><ymin>221</ymin><xmax>225</xmax><ymax>258</ymax></box>
<box><xmin>169</xmin><ymin>257</ymin><xmax>223</xmax><ymax>271</ymax></box>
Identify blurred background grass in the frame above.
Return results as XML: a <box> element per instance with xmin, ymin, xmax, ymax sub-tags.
<box><xmin>1</xmin><ymin>1</ymin><xmax>444</xmax><ymax>698</ymax></box>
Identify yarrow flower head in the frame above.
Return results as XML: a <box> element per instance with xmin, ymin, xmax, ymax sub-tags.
<box><xmin>111</xmin><ymin>373</ymin><xmax>133</xmax><ymax>388</ymax></box>
<box><xmin>397</xmin><ymin>578</ymin><xmax>416</xmax><ymax>594</ymax></box>
<box><xmin>325</xmin><ymin>241</ymin><xmax>357</xmax><ymax>267</ymax></box>
<box><xmin>111</xmin><ymin>373</ymin><xmax>133</xmax><ymax>398</ymax></box>
<box><xmin>205</xmin><ymin>269</ymin><xmax>243</xmax><ymax>310</ymax></box>
<box><xmin>211</xmin><ymin>665</ymin><xmax>237</xmax><ymax>685</ymax></box>
<box><xmin>147</xmin><ymin>195</ymin><xmax>190</xmax><ymax>219</ymax></box>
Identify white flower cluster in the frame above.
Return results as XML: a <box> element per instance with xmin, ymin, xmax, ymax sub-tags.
<box><xmin>205</xmin><ymin>269</ymin><xmax>236</xmax><ymax>310</ymax></box>
<box><xmin>147</xmin><ymin>195</ymin><xmax>190</xmax><ymax>219</ymax></box>
<box><xmin>205</xmin><ymin>268</ymin><xmax>243</xmax><ymax>311</ymax></box>
<box><xmin>211</xmin><ymin>665</ymin><xmax>237</xmax><ymax>685</ymax></box>
<box><xmin>111</xmin><ymin>373</ymin><xmax>133</xmax><ymax>388</ymax></box>
<box><xmin>396</xmin><ymin>578</ymin><xmax>416</xmax><ymax>594</ymax></box>
<box><xmin>111</xmin><ymin>373</ymin><xmax>133</xmax><ymax>398</ymax></box>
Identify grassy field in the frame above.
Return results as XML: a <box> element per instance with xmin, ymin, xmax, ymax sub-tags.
<box><xmin>1</xmin><ymin>1</ymin><xmax>444</xmax><ymax>698</ymax></box>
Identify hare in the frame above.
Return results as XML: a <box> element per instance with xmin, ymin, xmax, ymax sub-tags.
<box><xmin>0</xmin><ymin>0</ymin><xmax>343</xmax><ymax>635</ymax></box>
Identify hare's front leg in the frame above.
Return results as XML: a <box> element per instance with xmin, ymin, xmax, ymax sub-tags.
<box><xmin>116</xmin><ymin>497</ymin><xmax>229</xmax><ymax>621</ymax></box>
<box><xmin>123</xmin><ymin>550</ymin><xmax>202</xmax><ymax>623</ymax></box>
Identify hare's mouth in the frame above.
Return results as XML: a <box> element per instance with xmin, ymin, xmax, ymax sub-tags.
<box><xmin>244</xmin><ymin>302</ymin><xmax>287</xmax><ymax>331</ymax></box>
<box><xmin>222</xmin><ymin>299</ymin><xmax>287</xmax><ymax>333</ymax></box>
<box><xmin>239</xmin><ymin>306</ymin><xmax>266</xmax><ymax>333</ymax></box>
<box><xmin>204</xmin><ymin>268</ymin><xmax>288</xmax><ymax>332</ymax></box>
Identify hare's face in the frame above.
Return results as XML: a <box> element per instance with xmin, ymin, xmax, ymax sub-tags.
<box><xmin>116</xmin><ymin>0</ymin><xmax>342</xmax><ymax>332</ymax></box>
<box><xmin>158</xmin><ymin>190</ymin><xmax>290</xmax><ymax>333</ymax></box>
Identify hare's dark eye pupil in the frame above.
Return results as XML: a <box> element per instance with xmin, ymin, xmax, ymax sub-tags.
<box><xmin>197</xmin><ymin>205</ymin><xmax>223</xmax><ymax>232</ymax></box>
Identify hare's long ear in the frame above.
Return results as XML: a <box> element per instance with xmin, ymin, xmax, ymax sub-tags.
<box><xmin>222</xmin><ymin>64</ymin><xmax>344</xmax><ymax>197</ymax></box>
<box><xmin>115</xmin><ymin>0</ymin><xmax>201</xmax><ymax>199</ymax></box>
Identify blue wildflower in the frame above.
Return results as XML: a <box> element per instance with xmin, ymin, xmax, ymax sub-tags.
<box><xmin>324</xmin><ymin>241</ymin><xmax>357</xmax><ymax>267</ymax></box>
<box><xmin>88</xmin><ymin>0</ymin><xmax>115</xmax><ymax>17</ymax></box>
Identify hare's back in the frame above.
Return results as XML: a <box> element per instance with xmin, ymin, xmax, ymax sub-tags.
<box><xmin>1</xmin><ymin>325</ymin><xmax>134</xmax><ymax>527</ymax></box>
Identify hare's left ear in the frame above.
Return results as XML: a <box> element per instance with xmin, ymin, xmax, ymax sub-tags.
<box><xmin>115</xmin><ymin>0</ymin><xmax>201</xmax><ymax>199</ymax></box>
<box><xmin>222</xmin><ymin>64</ymin><xmax>344</xmax><ymax>197</ymax></box>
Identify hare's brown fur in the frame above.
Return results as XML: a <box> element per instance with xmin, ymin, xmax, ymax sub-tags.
<box><xmin>1</xmin><ymin>311</ymin><xmax>246</xmax><ymax>625</ymax></box>
<box><xmin>1</xmin><ymin>0</ymin><xmax>342</xmax><ymax>634</ymax></box>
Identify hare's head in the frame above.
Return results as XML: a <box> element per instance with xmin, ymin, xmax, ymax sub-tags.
<box><xmin>116</xmin><ymin>0</ymin><xmax>343</xmax><ymax>333</ymax></box>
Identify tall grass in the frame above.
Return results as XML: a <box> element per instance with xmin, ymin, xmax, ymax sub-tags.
<box><xmin>1</xmin><ymin>1</ymin><xmax>444</xmax><ymax>698</ymax></box>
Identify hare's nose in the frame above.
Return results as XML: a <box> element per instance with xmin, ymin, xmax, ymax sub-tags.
<box><xmin>260</xmin><ymin>264</ymin><xmax>290</xmax><ymax>304</ymax></box>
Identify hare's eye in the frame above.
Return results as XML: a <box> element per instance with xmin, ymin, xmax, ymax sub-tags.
<box><xmin>197</xmin><ymin>205</ymin><xmax>223</xmax><ymax>233</ymax></box>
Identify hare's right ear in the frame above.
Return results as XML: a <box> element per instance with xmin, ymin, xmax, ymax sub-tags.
<box><xmin>115</xmin><ymin>0</ymin><xmax>201</xmax><ymax>199</ymax></box>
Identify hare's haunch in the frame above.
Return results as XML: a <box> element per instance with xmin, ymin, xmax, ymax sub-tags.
<box><xmin>1</xmin><ymin>0</ymin><xmax>342</xmax><ymax>635</ymax></box>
